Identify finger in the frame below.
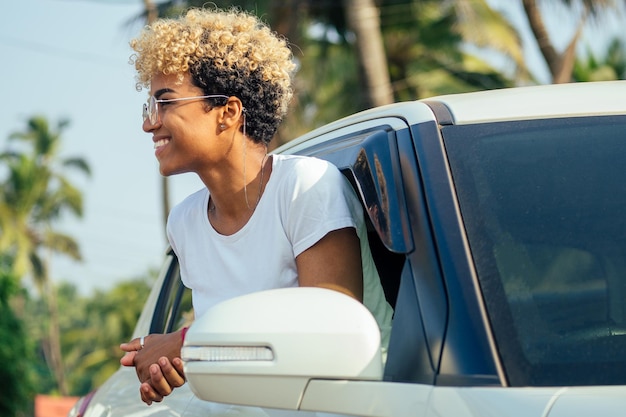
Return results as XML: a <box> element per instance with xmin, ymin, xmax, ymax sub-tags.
<box><xmin>140</xmin><ymin>384</ymin><xmax>152</xmax><ymax>405</ymax></box>
<box><xmin>158</xmin><ymin>357</ymin><xmax>186</xmax><ymax>388</ymax></box>
<box><xmin>140</xmin><ymin>381</ymin><xmax>164</xmax><ymax>404</ymax></box>
<box><xmin>120</xmin><ymin>351</ymin><xmax>137</xmax><ymax>367</ymax></box>
<box><xmin>140</xmin><ymin>387</ymin><xmax>152</xmax><ymax>406</ymax></box>
<box><xmin>171</xmin><ymin>357</ymin><xmax>186</xmax><ymax>379</ymax></box>
<box><xmin>149</xmin><ymin>363</ymin><xmax>174</xmax><ymax>397</ymax></box>
<box><xmin>120</xmin><ymin>337</ymin><xmax>143</xmax><ymax>353</ymax></box>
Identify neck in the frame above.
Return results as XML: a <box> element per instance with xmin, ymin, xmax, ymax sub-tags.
<box><xmin>206</xmin><ymin>152</ymin><xmax>272</xmax><ymax>236</ymax></box>
<box><xmin>205</xmin><ymin>148</ymin><xmax>271</xmax><ymax>216</ymax></box>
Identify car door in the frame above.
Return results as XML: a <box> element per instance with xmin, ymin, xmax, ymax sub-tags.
<box><xmin>191</xmin><ymin>106</ymin><xmax>514</xmax><ymax>417</ymax></box>
<box><xmin>278</xmin><ymin>113</ymin><xmax>453</xmax><ymax>414</ymax></box>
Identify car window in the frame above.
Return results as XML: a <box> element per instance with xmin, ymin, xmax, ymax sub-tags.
<box><xmin>151</xmin><ymin>252</ymin><xmax>193</xmax><ymax>334</ymax></box>
<box><xmin>300</xmin><ymin>126</ymin><xmax>451</xmax><ymax>384</ymax></box>
<box><xmin>291</xmin><ymin>126</ymin><xmax>413</xmax><ymax>308</ymax></box>
<box><xmin>443</xmin><ymin>115</ymin><xmax>626</xmax><ymax>386</ymax></box>
<box><xmin>165</xmin><ymin>273</ymin><xmax>193</xmax><ymax>333</ymax></box>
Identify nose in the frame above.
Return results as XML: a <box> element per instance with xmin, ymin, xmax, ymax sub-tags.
<box><xmin>142</xmin><ymin>117</ymin><xmax>160</xmax><ymax>133</ymax></box>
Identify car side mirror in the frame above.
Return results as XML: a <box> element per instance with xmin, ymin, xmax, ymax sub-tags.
<box><xmin>182</xmin><ymin>287</ymin><xmax>383</xmax><ymax>409</ymax></box>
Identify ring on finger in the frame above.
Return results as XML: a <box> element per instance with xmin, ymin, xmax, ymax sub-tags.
<box><xmin>140</xmin><ymin>336</ymin><xmax>145</xmax><ymax>349</ymax></box>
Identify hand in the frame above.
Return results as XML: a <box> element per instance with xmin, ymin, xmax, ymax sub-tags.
<box><xmin>139</xmin><ymin>356</ymin><xmax>186</xmax><ymax>405</ymax></box>
<box><xmin>120</xmin><ymin>330</ymin><xmax>186</xmax><ymax>405</ymax></box>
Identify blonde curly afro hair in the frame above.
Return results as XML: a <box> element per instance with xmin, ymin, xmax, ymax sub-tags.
<box><xmin>130</xmin><ymin>7</ymin><xmax>296</xmax><ymax>144</ymax></box>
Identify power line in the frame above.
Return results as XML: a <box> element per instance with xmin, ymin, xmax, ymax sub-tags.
<box><xmin>0</xmin><ymin>34</ymin><xmax>125</xmax><ymax>68</ymax></box>
<box><xmin>47</xmin><ymin>0</ymin><xmax>140</xmax><ymax>6</ymax></box>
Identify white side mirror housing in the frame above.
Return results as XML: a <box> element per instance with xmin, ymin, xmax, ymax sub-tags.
<box><xmin>182</xmin><ymin>287</ymin><xmax>383</xmax><ymax>409</ymax></box>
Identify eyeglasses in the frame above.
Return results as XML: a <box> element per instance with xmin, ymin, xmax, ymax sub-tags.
<box><xmin>142</xmin><ymin>94</ymin><xmax>229</xmax><ymax>125</ymax></box>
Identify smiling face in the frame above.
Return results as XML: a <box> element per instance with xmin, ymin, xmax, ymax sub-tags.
<box><xmin>130</xmin><ymin>9</ymin><xmax>295</xmax><ymax>146</ymax></box>
<box><xmin>143</xmin><ymin>72</ymin><xmax>224</xmax><ymax>177</ymax></box>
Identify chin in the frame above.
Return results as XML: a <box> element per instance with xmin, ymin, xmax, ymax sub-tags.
<box><xmin>158</xmin><ymin>166</ymin><xmax>174</xmax><ymax>176</ymax></box>
<box><xmin>159</xmin><ymin>165</ymin><xmax>188</xmax><ymax>177</ymax></box>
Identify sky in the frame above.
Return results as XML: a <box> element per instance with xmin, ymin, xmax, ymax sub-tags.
<box><xmin>1</xmin><ymin>0</ymin><xmax>206</xmax><ymax>294</ymax></box>
<box><xmin>1</xmin><ymin>0</ymin><xmax>624</xmax><ymax>295</ymax></box>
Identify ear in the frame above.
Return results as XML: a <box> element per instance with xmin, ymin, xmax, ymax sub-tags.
<box><xmin>217</xmin><ymin>97</ymin><xmax>245</xmax><ymax>131</ymax></box>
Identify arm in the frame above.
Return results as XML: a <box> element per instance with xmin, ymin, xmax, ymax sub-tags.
<box><xmin>122</xmin><ymin>227</ymin><xmax>363</xmax><ymax>405</ymax></box>
<box><xmin>296</xmin><ymin>227</ymin><xmax>363</xmax><ymax>302</ymax></box>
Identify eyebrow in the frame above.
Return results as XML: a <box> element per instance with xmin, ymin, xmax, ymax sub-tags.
<box><xmin>153</xmin><ymin>88</ymin><xmax>175</xmax><ymax>99</ymax></box>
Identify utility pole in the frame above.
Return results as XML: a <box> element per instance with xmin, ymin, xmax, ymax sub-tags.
<box><xmin>142</xmin><ymin>0</ymin><xmax>171</xmax><ymax>233</ymax></box>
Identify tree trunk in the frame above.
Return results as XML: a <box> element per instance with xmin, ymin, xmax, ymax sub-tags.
<box><xmin>43</xmin><ymin>254</ymin><xmax>68</xmax><ymax>395</ymax></box>
<box><xmin>521</xmin><ymin>0</ymin><xmax>585</xmax><ymax>84</ymax></box>
<box><xmin>344</xmin><ymin>0</ymin><xmax>394</xmax><ymax>107</ymax></box>
<box><xmin>554</xmin><ymin>23</ymin><xmax>585</xmax><ymax>83</ymax></box>
<box><xmin>269</xmin><ymin>0</ymin><xmax>300</xmax><ymax>42</ymax></box>
<box><xmin>143</xmin><ymin>0</ymin><xmax>158</xmax><ymax>25</ymax></box>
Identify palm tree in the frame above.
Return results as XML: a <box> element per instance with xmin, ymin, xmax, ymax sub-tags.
<box><xmin>0</xmin><ymin>255</ymin><xmax>34</xmax><ymax>415</ymax></box>
<box><xmin>380</xmin><ymin>0</ymin><xmax>522</xmax><ymax>100</ymax></box>
<box><xmin>573</xmin><ymin>37</ymin><xmax>626</xmax><ymax>81</ymax></box>
<box><xmin>521</xmin><ymin>0</ymin><xmax>620</xmax><ymax>83</ymax></box>
<box><xmin>0</xmin><ymin>115</ymin><xmax>90</xmax><ymax>395</ymax></box>
<box><xmin>50</xmin><ymin>278</ymin><xmax>152</xmax><ymax>394</ymax></box>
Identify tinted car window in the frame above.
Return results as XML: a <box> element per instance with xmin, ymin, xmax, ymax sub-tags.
<box><xmin>151</xmin><ymin>253</ymin><xmax>194</xmax><ymax>334</ymax></box>
<box><xmin>443</xmin><ymin>115</ymin><xmax>626</xmax><ymax>386</ymax></box>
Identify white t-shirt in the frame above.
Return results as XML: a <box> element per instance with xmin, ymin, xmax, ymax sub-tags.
<box><xmin>167</xmin><ymin>154</ymin><xmax>393</xmax><ymax>350</ymax></box>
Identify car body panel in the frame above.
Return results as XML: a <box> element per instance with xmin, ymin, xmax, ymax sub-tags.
<box><xmin>423</xmin><ymin>80</ymin><xmax>626</xmax><ymax>125</ymax></box>
<box><xmin>182</xmin><ymin>287</ymin><xmax>626</xmax><ymax>416</ymax></box>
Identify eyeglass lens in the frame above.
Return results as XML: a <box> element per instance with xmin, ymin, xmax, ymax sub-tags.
<box><xmin>142</xmin><ymin>96</ymin><xmax>158</xmax><ymax>125</ymax></box>
<box><xmin>143</xmin><ymin>95</ymin><xmax>228</xmax><ymax>125</ymax></box>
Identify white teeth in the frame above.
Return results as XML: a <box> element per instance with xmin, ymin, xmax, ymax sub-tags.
<box><xmin>154</xmin><ymin>139</ymin><xmax>170</xmax><ymax>149</ymax></box>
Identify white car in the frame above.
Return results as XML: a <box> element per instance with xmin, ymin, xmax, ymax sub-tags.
<box><xmin>70</xmin><ymin>81</ymin><xmax>626</xmax><ymax>417</ymax></box>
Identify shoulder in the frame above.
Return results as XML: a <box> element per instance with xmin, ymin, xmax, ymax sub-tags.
<box><xmin>273</xmin><ymin>154</ymin><xmax>343</xmax><ymax>188</ymax></box>
<box><xmin>274</xmin><ymin>153</ymin><xmax>332</xmax><ymax>169</ymax></box>
<box><xmin>168</xmin><ymin>187</ymin><xmax>208</xmax><ymax>221</ymax></box>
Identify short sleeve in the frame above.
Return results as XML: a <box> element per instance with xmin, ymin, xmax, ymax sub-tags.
<box><xmin>279</xmin><ymin>157</ymin><xmax>358</xmax><ymax>257</ymax></box>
